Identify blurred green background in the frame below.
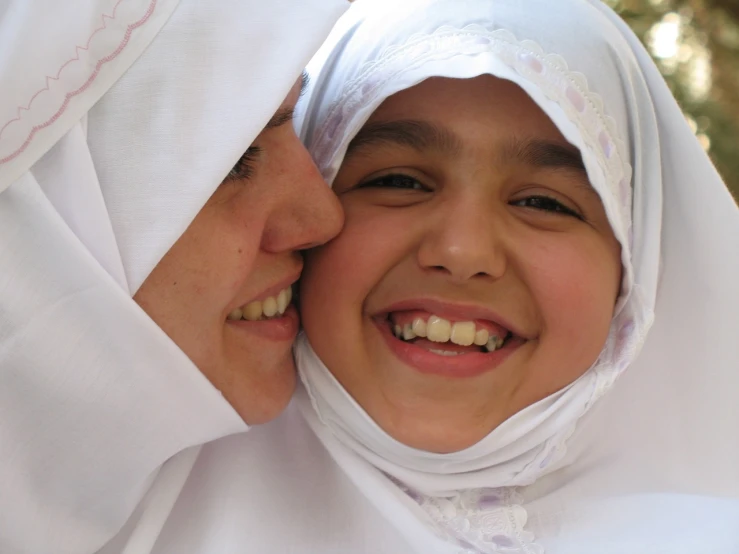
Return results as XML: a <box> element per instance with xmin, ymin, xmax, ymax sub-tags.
<box><xmin>611</xmin><ymin>0</ymin><xmax>739</xmax><ymax>198</ymax></box>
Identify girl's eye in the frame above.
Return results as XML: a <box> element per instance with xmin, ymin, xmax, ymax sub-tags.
<box><xmin>512</xmin><ymin>195</ymin><xmax>583</xmax><ymax>220</ymax></box>
<box><xmin>225</xmin><ymin>146</ymin><xmax>262</xmax><ymax>182</ymax></box>
<box><xmin>358</xmin><ymin>173</ymin><xmax>428</xmax><ymax>191</ymax></box>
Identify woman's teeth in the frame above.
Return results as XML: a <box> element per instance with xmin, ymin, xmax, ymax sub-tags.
<box><xmin>227</xmin><ymin>286</ymin><xmax>293</xmax><ymax>321</ymax></box>
<box><xmin>392</xmin><ymin>315</ymin><xmax>506</xmax><ymax>352</ymax></box>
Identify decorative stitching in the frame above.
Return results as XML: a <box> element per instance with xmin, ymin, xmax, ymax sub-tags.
<box><xmin>0</xmin><ymin>0</ymin><xmax>158</xmax><ymax>165</ymax></box>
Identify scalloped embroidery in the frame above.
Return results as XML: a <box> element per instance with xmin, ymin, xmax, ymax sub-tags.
<box><xmin>0</xmin><ymin>0</ymin><xmax>158</xmax><ymax>166</ymax></box>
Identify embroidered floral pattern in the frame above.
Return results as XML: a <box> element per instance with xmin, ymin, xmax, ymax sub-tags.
<box><xmin>390</xmin><ymin>477</ymin><xmax>543</xmax><ymax>554</ymax></box>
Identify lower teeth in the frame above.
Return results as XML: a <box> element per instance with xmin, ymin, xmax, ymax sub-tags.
<box><xmin>429</xmin><ymin>349</ymin><xmax>461</xmax><ymax>356</ymax></box>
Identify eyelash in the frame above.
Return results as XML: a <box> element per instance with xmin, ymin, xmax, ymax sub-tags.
<box><xmin>358</xmin><ymin>173</ymin><xmax>583</xmax><ymax>219</ymax></box>
<box><xmin>225</xmin><ymin>146</ymin><xmax>262</xmax><ymax>181</ymax></box>
<box><xmin>358</xmin><ymin>173</ymin><xmax>429</xmax><ymax>191</ymax></box>
<box><xmin>511</xmin><ymin>195</ymin><xmax>583</xmax><ymax>219</ymax></box>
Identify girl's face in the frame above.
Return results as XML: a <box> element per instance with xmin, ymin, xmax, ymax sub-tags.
<box><xmin>301</xmin><ymin>76</ymin><xmax>621</xmax><ymax>453</ymax></box>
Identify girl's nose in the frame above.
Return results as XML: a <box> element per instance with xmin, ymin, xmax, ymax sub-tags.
<box><xmin>416</xmin><ymin>197</ymin><xmax>506</xmax><ymax>283</ymax></box>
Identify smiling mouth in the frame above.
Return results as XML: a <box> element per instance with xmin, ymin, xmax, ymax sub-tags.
<box><xmin>227</xmin><ymin>286</ymin><xmax>293</xmax><ymax>322</ymax></box>
<box><xmin>385</xmin><ymin>312</ymin><xmax>515</xmax><ymax>355</ymax></box>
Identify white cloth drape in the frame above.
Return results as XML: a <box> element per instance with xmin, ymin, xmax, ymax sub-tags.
<box><xmin>0</xmin><ymin>1</ymin><xmax>347</xmax><ymax>553</ymax></box>
<box><xmin>289</xmin><ymin>0</ymin><xmax>739</xmax><ymax>552</ymax></box>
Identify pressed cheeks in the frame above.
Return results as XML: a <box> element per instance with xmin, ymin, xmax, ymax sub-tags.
<box><xmin>300</xmin><ymin>76</ymin><xmax>621</xmax><ymax>453</ymax></box>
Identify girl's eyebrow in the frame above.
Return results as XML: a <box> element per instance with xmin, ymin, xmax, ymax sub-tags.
<box><xmin>346</xmin><ymin>119</ymin><xmax>462</xmax><ymax>157</ymax></box>
<box><xmin>348</xmin><ymin>119</ymin><xmax>587</xmax><ymax>173</ymax></box>
<box><xmin>503</xmin><ymin>137</ymin><xmax>587</xmax><ymax>173</ymax></box>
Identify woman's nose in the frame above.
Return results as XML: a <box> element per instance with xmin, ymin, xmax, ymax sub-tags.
<box><xmin>416</xmin><ymin>197</ymin><xmax>506</xmax><ymax>283</ymax></box>
<box><xmin>261</xmin><ymin>137</ymin><xmax>344</xmax><ymax>253</ymax></box>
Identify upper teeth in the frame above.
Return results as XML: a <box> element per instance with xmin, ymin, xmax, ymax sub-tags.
<box><xmin>393</xmin><ymin>315</ymin><xmax>505</xmax><ymax>352</ymax></box>
<box><xmin>227</xmin><ymin>286</ymin><xmax>293</xmax><ymax>321</ymax></box>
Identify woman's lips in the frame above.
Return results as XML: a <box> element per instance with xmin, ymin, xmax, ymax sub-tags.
<box><xmin>374</xmin><ymin>316</ymin><xmax>523</xmax><ymax>378</ymax></box>
<box><xmin>228</xmin><ymin>304</ymin><xmax>299</xmax><ymax>341</ymax></box>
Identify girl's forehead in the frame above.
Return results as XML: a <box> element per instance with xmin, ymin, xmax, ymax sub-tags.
<box><xmin>367</xmin><ymin>76</ymin><xmax>568</xmax><ymax>138</ymax></box>
<box><xmin>353</xmin><ymin>76</ymin><xmax>588</xmax><ymax>176</ymax></box>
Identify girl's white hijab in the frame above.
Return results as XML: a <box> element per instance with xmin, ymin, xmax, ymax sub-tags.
<box><xmin>0</xmin><ymin>1</ymin><xmax>347</xmax><ymax>552</ymax></box>
<box><xmin>296</xmin><ymin>0</ymin><xmax>739</xmax><ymax>551</ymax></box>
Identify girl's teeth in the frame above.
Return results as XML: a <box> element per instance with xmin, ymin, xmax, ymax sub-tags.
<box><xmin>485</xmin><ymin>336</ymin><xmax>504</xmax><ymax>352</ymax></box>
<box><xmin>450</xmin><ymin>321</ymin><xmax>476</xmax><ymax>346</ymax></box>
<box><xmin>429</xmin><ymin>349</ymin><xmax>461</xmax><ymax>356</ymax></box>
<box><xmin>391</xmin><ymin>314</ymin><xmax>510</xmax><ymax>351</ymax></box>
<box><xmin>411</xmin><ymin>318</ymin><xmax>427</xmax><ymax>338</ymax></box>
<box><xmin>231</xmin><ymin>286</ymin><xmax>293</xmax><ymax>322</ymax></box>
<box><xmin>474</xmin><ymin>328</ymin><xmax>489</xmax><ymax>346</ymax></box>
<box><xmin>426</xmin><ymin>316</ymin><xmax>452</xmax><ymax>342</ymax></box>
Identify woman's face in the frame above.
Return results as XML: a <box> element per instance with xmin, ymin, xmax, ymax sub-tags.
<box><xmin>135</xmin><ymin>78</ymin><xmax>344</xmax><ymax>425</ymax></box>
<box><xmin>301</xmin><ymin>76</ymin><xmax>621</xmax><ymax>453</ymax></box>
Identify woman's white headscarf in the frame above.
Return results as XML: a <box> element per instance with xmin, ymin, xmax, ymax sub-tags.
<box><xmin>0</xmin><ymin>1</ymin><xmax>347</xmax><ymax>552</ymax></box>
<box><xmin>293</xmin><ymin>0</ymin><xmax>739</xmax><ymax>551</ymax></box>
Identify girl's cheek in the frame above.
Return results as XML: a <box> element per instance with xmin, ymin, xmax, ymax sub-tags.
<box><xmin>527</xmin><ymin>240</ymin><xmax>615</xmax><ymax>323</ymax></box>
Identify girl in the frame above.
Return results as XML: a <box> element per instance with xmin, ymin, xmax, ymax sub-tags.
<box><xmin>292</xmin><ymin>0</ymin><xmax>739</xmax><ymax>551</ymax></box>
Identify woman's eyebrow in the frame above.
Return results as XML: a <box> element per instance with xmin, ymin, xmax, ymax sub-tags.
<box><xmin>263</xmin><ymin>72</ymin><xmax>310</xmax><ymax>130</ymax></box>
<box><xmin>264</xmin><ymin>108</ymin><xmax>295</xmax><ymax>130</ymax></box>
<box><xmin>299</xmin><ymin>71</ymin><xmax>310</xmax><ymax>98</ymax></box>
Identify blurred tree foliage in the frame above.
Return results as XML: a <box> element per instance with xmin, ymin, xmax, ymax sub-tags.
<box><xmin>608</xmin><ymin>0</ymin><xmax>739</xmax><ymax>197</ymax></box>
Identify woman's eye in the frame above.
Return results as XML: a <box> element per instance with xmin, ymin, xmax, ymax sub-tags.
<box><xmin>225</xmin><ymin>146</ymin><xmax>262</xmax><ymax>182</ymax></box>
<box><xmin>512</xmin><ymin>195</ymin><xmax>583</xmax><ymax>219</ymax></box>
<box><xmin>358</xmin><ymin>173</ymin><xmax>428</xmax><ymax>191</ymax></box>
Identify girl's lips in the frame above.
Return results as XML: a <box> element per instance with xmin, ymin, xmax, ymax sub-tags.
<box><xmin>373</xmin><ymin>317</ymin><xmax>523</xmax><ymax>378</ymax></box>
<box><xmin>227</xmin><ymin>304</ymin><xmax>299</xmax><ymax>341</ymax></box>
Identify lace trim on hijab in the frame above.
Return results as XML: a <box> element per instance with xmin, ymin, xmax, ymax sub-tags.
<box><xmin>389</xmin><ymin>476</ymin><xmax>543</xmax><ymax>554</ymax></box>
<box><xmin>309</xmin><ymin>25</ymin><xmax>653</xmax><ymax>554</ymax></box>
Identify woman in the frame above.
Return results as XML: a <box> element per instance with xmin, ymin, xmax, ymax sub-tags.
<box><xmin>162</xmin><ymin>0</ymin><xmax>737</xmax><ymax>552</ymax></box>
<box><xmin>0</xmin><ymin>0</ymin><xmax>346</xmax><ymax>552</ymax></box>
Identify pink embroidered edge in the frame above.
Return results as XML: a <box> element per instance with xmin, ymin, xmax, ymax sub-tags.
<box><xmin>0</xmin><ymin>0</ymin><xmax>158</xmax><ymax>165</ymax></box>
<box><xmin>0</xmin><ymin>0</ymin><xmax>128</xmax><ymax>139</ymax></box>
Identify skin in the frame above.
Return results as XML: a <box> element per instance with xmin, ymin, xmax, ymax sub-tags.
<box><xmin>301</xmin><ymin>76</ymin><xmax>622</xmax><ymax>453</ymax></box>
<box><xmin>134</xmin><ymin>78</ymin><xmax>344</xmax><ymax>425</ymax></box>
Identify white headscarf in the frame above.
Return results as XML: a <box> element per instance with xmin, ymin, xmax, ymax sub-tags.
<box><xmin>0</xmin><ymin>1</ymin><xmax>347</xmax><ymax>553</ymax></box>
<box><xmin>291</xmin><ymin>0</ymin><xmax>739</xmax><ymax>551</ymax></box>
